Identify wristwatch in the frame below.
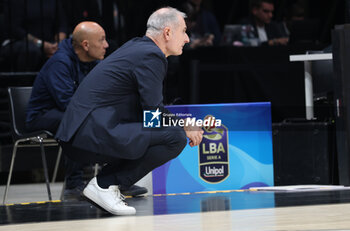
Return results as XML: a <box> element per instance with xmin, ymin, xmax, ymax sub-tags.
<box><xmin>35</xmin><ymin>39</ymin><xmax>43</xmax><ymax>48</ymax></box>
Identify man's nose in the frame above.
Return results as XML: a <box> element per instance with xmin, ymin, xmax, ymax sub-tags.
<box><xmin>185</xmin><ymin>33</ymin><xmax>190</xmax><ymax>43</ymax></box>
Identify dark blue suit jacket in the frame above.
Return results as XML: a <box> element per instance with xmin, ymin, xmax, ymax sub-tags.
<box><xmin>56</xmin><ymin>36</ymin><xmax>168</xmax><ymax>158</ymax></box>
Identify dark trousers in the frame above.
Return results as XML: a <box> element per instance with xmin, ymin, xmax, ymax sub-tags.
<box><xmin>60</xmin><ymin>125</ymin><xmax>187</xmax><ymax>187</ymax></box>
<box><xmin>26</xmin><ymin>108</ymin><xmax>63</xmax><ymax>134</ymax></box>
<box><xmin>26</xmin><ymin>109</ymin><xmax>85</xmax><ymax>189</ymax></box>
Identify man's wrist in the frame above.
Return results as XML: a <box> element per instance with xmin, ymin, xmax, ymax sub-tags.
<box><xmin>35</xmin><ymin>39</ymin><xmax>43</xmax><ymax>48</ymax></box>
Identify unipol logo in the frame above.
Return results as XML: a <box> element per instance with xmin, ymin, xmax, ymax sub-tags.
<box><xmin>204</xmin><ymin>166</ymin><xmax>225</xmax><ymax>177</ymax></box>
<box><xmin>198</xmin><ymin>115</ymin><xmax>229</xmax><ymax>183</ymax></box>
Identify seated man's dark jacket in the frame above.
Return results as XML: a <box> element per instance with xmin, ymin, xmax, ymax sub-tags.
<box><xmin>56</xmin><ymin>36</ymin><xmax>168</xmax><ymax>159</ymax></box>
<box><xmin>26</xmin><ymin>38</ymin><xmax>98</xmax><ymax>129</ymax></box>
<box><xmin>240</xmin><ymin>17</ymin><xmax>288</xmax><ymax>44</ymax></box>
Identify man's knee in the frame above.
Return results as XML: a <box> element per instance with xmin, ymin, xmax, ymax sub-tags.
<box><xmin>167</xmin><ymin>126</ymin><xmax>187</xmax><ymax>156</ymax></box>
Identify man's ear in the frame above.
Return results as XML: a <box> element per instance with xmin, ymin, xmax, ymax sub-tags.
<box><xmin>163</xmin><ymin>27</ymin><xmax>171</xmax><ymax>41</ymax></box>
<box><xmin>81</xmin><ymin>40</ymin><xmax>89</xmax><ymax>51</ymax></box>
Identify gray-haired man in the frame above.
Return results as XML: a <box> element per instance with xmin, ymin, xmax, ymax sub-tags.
<box><xmin>56</xmin><ymin>7</ymin><xmax>203</xmax><ymax>215</ymax></box>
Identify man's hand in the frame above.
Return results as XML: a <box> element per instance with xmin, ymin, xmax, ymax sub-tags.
<box><xmin>184</xmin><ymin>124</ymin><xmax>204</xmax><ymax>147</ymax></box>
<box><xmin>43</xmin><ymin>41</ymin><xmax>58</xmax><ymax>57</ymax></box>
<box><xmin>268</xmin><ymin>37</ymin><xmax>289</xmax><ymax>46</ymax></box>
<box><xmin>190</xmin><ymin>34</ymin><xmax>214</xmax><ymax>49</ymax></box>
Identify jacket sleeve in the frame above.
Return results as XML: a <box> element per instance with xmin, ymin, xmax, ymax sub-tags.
<box><xmin>133</xmin><ymin>52</ymin><xmax>167</xmax><ymax>109</ymax></box>
<box><xmin>45</xmin><ymin>60</ymin><xmax>76</xmax><ymax>111</ymax></box>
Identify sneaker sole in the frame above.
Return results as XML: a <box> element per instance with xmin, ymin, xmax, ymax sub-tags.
<box><xmin>121</xmin><ymin>188</ymin><xmax>148</xmax><ymax>197</ymax></box>
<box><xmin>83</xmin><ymin>186</ymin><xmax>136</xmax><ymax>216</ymax></box>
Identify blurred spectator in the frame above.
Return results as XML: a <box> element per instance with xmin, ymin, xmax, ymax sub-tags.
<box><xmin>62</xmin><ymin>0</ymin><xmax>101</xmax><ymax>34</ymax></box>
<box><xmin>62</xmin><ymin>0</ymin><xmax>121</xmax><ymax>55</ymax></box>
<box><xmin>288</xmin><ymin>2</ymin><xmax>306</xmax><ymax>21</ymax></box>
<box><xmin>285</xmin><ymin>1</ymin><xmax>321</xmax><ymax>45</ymax></box>
<box><xmin>240</xmin><ymin>0</ymin><xmax>289</xmax><ymax>46</ymax></box>
<box><xmin>0</xmin><ymin>0</ymin><xmax>67</xmax><ymax>71</ymax></box>
<box><xmin>181</xmin><ymin>0</ymin><xmax>221</xmax><ymax>49</ymax></box>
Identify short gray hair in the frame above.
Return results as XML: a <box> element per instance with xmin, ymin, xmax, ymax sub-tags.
<box><xmin>146</xmin><ymin>7</ymin><xmax>186</xmax><ymax>37</ymax></box>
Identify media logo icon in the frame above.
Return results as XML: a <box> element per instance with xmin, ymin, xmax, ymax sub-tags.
<box><xmin>143</xmin><ymin>108</ymin><xmax>162</xmax><ymax>128</ymax></box>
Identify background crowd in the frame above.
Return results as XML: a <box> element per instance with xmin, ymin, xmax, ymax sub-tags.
<box><xmin>0</xmin><ymin>0</ymin><xmax>347</xmax><ymax>72</ymax></box>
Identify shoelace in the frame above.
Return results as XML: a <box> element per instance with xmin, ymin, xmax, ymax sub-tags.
<box><xmin>110</xmin><ymin>186</ymin><xmax>128</xmax><ymax>205</ymax></box>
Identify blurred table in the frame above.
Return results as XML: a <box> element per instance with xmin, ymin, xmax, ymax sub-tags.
<box><xmin>289</xmin><ymin>53</ymin><xmax>333</xmax><ymax>120</ymax></box>
<box><xmin>178</xmin><ymin>45</ymin><xmax>325</xmax><ymax>122</ymax></box>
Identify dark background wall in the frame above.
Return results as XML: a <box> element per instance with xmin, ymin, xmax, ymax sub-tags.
<box><xmin>112</xmin><ymin>0</ymin><xmax>346</xmax><ymax>46</ymax></box>
<box><xmin>0</xmin><ymin>0</ymin><xmax>346</xmax><ymax>57</ymax></box>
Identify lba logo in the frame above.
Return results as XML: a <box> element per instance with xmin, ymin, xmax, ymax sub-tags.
<box><xmin>143</xmin><ymin>108</ymin><xmax>162</xmax><ymax>128</ymax></box>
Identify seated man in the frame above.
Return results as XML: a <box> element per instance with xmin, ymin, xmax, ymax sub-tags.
<box><xmin>181</xmin><ymin>0</ymin><xmax>221</xmax><ymax>48</ymax></box>
<box><xmin>1</xmin><ymin>0</ymin><xmax>67</xmax><ymax>71</ymax></box>
<box><xmin>240</xmin><ymin>0</ymin><xmax>289</xmax><ymax>46</ymax></box>
<box><xmin>55</xmin><ymin>7</ymin><xmax>204</xmax><ymax>215</ymax></box>
<box><xmin>26</xmin><ymin>21</ymin><xmax>147</xmax><ymax>200</ymax></box>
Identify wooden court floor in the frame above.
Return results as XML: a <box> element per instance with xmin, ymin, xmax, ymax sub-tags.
<box><xmin>1</xmin><ymin>188</ymin><xmax>350</xmax><ymax>230</ymax></box>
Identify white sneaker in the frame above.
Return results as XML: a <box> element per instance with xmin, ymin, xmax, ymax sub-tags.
<box><xmin>83</xmin><ymin>177</ymin><xmax>136</xmax><ymax>215</ymax></box>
